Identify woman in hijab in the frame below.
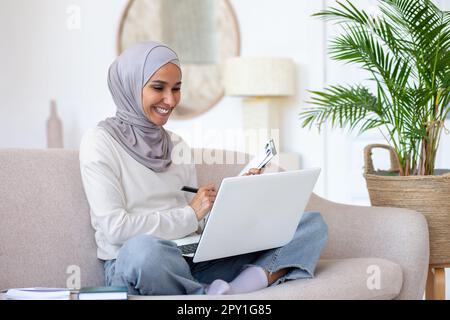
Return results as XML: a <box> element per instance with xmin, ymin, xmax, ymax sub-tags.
<box><xmin>79</xmin><ymin>41</ymin><xmax>328</xmax><ymax>296</ymax></box>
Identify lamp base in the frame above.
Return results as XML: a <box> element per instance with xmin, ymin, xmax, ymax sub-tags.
<box><xmin>242</xmin><ymin>97</ymin><xmax>280</xmax><ymax>156</ymax></box>
<box><xmin>240</xmin><ymin>98</ymin><xmax>300</xmax><ymax>173</ymax></box>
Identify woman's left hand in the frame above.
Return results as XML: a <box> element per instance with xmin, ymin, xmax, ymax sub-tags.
<box><xmin>243</xmin><ymin>168</ymin><xmax>263</xmax><ymax>176</ymax></box>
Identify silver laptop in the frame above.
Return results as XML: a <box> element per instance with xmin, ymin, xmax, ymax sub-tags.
<box><xmin>174</xmin><ymin>168</ymin><xmax>321</xmax><ymax>263</ymax></box>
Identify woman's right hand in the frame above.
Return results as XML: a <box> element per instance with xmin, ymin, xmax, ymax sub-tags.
<box><xmin>189</xmin><ymin>183</ymin><xmax>217</xmax><ymax>221</ymax></box>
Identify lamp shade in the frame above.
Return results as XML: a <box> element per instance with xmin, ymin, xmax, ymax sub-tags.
<box><xmin>224</xmin><ymin>57</ymin><xmax>296</xmax><ymax>96</ymax></box>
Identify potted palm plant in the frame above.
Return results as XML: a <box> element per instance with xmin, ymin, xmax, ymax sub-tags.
<box><xmin>299</xmin><ymin>0</ymin><xmax>450</xmax><ymax>266</ymax></box>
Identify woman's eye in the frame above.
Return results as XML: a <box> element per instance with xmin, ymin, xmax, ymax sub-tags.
<box><xmin>151</xmin><ymin>86</ymin><xmax>180</xmax><ymax>92</ymax></box>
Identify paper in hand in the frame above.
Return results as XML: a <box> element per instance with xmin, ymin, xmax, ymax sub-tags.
<box><xmin>238</xmin><ymin>139</ymin><xmax>277</xmax><ymax>176</ymax></box>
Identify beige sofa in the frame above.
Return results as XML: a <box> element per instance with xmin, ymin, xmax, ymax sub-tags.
<box><xmin>0</xmin><ymin>149</ymin><xmax>429</xmax><ymax>299</ymax></box>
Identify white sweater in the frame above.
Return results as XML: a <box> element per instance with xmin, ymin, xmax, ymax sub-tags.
<box><xmin>79</xmin><ymin>126</ymin><xmax>199</xmax><ymax>260</ymax></box>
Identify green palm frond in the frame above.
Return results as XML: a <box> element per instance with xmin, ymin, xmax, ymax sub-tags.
<box><xmin>329</xmin><ymin>24</ymin><xmax>412</xmax><ymax>92</ymax></box>
<box><xmin>314</xmin><ymin>1</ymin><xmax>414</xmax><ymax>68</ymax></box>
<box><xmin>300</xmin><ymin>85</ymin><xmax>383</xmax><ymax>133</ymax></box>
<box><xmin>380</xmin><ymin>0</ymin><xmax>450</xmax><ymax>87</ymax></box>
<box><xmin>311</xmin><ymin>0</ymin><xmax>370</xmax><ymax>24</ymax></box>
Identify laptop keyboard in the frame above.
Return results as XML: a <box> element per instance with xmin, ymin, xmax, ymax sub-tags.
<box><xmin>178</xmin><ymin>243</ymin><xmax>199</xmax><ymax>255</ymax></box>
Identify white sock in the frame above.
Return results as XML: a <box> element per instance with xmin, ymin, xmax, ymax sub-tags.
<box><xmin>206</xmin><ymin>266</ymin><xmax>268</xmax><ymax>295</ymax></box>
<box><xmin>228</xmin><ymin>266</ymin><xmax>269</xmax><ymax>294</ymax></box>
<box><xmin>205</xmin><ymin>279</ymin><xmax>230</xmax><ymax>295</ymax></box>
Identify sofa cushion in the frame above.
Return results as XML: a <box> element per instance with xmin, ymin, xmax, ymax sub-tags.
<box><xmin>0</xmin><ymin>149</ymin><xmax>104</xmax><ymax>290</ymax></box>
<box><xmin>129</xmin><ymin>258</ymin><xmax>403</xmax><ymax>300</ymax></box>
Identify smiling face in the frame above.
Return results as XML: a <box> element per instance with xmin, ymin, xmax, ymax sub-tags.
<box><xmin>141</xmin><ymin>63</ymin><xmax>182</xmax><ymax>126</ymax></box>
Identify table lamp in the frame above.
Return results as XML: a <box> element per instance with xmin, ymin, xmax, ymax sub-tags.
<box><xmin>224</xmin><ymin>57</ymin><xmax>297</xmax><ymax>167</ymax></box>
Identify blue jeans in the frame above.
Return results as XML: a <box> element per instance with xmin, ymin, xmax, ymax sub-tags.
<box><xmin>103</xmin><ymin>211</ymin><xmax>328</xmax><ymax>295</ymax></box>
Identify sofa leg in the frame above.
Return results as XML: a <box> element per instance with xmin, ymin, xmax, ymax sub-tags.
<box><xmin>426</xmin><ymin>266</ymin><xmax>446</xmax><ymax>300</ymax></box>
<box><xmin>426</xmin><ymin>267</ymin><xmax>434</xmax><ymax>300</ymax></box>
<box><xmin>433</xmin><ymin>268</ymin><xmax>445</xmax><ymax>300</ymax></box>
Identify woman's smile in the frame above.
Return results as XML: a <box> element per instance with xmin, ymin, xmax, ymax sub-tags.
<box><xmin>153</xmin><ymin>105</ymin><xmax>172</xmax><ymax>116</ymax></box>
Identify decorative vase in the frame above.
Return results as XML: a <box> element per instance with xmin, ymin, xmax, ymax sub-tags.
<box><xmin>46</xmin><ymin>100</ymin><xmax>63</xmax><ymax>148</ymax></box>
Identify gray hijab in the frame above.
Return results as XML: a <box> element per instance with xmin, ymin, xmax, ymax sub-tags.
<box><xmin>98</xmin><ymin>41</ymin><xmax>181</xmax><ymax>172</ymax></box>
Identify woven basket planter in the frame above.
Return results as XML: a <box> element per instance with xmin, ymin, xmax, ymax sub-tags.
<box><xmin>364</xmin><ymin>144</ymin><xmax>450</xmax><ymax>265</ymax></box>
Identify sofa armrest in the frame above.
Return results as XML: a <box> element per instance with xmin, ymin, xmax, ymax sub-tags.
<box><xmin>306</xmin><ymin>193</ymin><xmax>429</xmax><ymax>300</ymax></box>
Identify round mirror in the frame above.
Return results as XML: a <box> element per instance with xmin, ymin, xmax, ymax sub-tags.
<box><xmin>117</xmin><ymin>0</ymin><xmax>241</xmax><ymax>119</ymax></box>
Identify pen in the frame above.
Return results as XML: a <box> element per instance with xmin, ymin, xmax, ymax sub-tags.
<box><xmin>181</xmin><ymin>186</ymin><xmax>199</xmax><ymax>193</ymax></box>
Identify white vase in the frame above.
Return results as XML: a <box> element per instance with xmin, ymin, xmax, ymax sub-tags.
<box><xmin>46</xmin><ymin>100</ymin><xmax>63</xmax><ymax>148</ymax></box>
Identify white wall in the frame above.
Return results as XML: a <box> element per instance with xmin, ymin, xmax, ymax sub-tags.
<box><xmin>0</xmin><ymin>0</ymin><xmax>122</xmax><ymax>149</ymax></box>
<box><xmin>1</xmin><ymin>0</ymin><xmax>449</xmax><ymax>298</ymax></box>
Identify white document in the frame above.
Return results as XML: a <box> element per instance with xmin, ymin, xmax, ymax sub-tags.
<box><xmin>238</xmin><ymin>139</ymin><xmax>277</xmax><ymax>176</ymax></box>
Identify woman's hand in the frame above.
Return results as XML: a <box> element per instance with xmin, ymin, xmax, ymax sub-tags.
<box><xmin>189</xmin><ymin>183</ymin><xmax>217</xmax><ymax>221</ymax></box>
<box><xmin>242</xmin><ymin>168</ymin><xmax>263</xmax><ymax>176</ymax></box>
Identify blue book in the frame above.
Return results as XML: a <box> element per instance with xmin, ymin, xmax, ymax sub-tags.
<box><xmin>77</xmin><ymin>286</ymin><xmax>128</xmax><ymax>300</ymax></box>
